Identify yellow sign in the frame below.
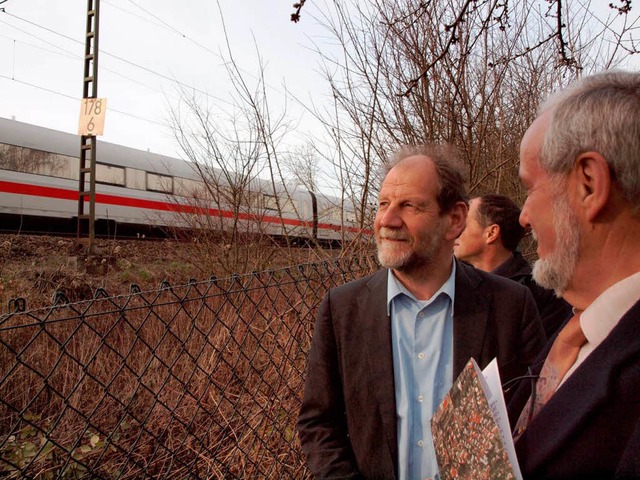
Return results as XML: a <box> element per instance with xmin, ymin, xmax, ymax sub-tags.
<box><xmin>78</xmin><ymin>98</ymin><xmax>107</xmax><ymax>136</ymax></box>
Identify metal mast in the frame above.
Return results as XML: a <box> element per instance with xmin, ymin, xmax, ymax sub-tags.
<box><xmin>77</xmin><ymin>0</ymin><xmax>100</xmax><ymax>252</ymax></box>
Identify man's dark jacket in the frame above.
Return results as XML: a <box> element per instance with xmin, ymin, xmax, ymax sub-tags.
<box><xmin>507</xmin><ymin>299</ymin><xmax>640</xmax><ymax>479</ymax></box>
<box><xmin>493</xmin><ymin>252</ymin><xmax>572</xmax><ymax>338</ymax></box>
<box><xmin>297</xmin><ymin>260</ymin><xmax>545</xmax><ymax>480</ymax></box>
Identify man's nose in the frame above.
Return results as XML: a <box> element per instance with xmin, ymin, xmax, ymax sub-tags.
<box><xmin>378</xmin><ymin>205</ymin><xmax>403</xmax><ymax>228</ymax></box>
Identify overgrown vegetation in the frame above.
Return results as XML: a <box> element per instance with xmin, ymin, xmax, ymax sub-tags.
<box><xmin>0</xmin><ymin>256</ymin><xmax>378</xmax><ymax>478</ymax></box>
<box><xmin>0</xmin><ymin>234</ymin><xmax>351</xmax><ymax>312</ymax></box>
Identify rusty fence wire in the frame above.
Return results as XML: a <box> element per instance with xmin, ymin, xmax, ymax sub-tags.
<box><xmin>0</xmin><ymin>255</ymin><xmax>378</xmax><ymax>479</ymax></box>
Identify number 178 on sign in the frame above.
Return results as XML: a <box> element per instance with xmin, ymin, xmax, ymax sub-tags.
<box><xmin>78</xmin><ymin>98</ymin><xmax>107</xmax><ymax>136</ymax></box>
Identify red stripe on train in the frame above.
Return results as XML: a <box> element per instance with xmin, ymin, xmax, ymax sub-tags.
<box><xmin>0</xmin><ymin>180</ymin><xmax>369</xmax><ymax>234</ymax></box>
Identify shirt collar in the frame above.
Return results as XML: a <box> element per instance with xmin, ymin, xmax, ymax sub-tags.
<box><xmin>580</xmin><ymin>270</ymin><xmax>640</xmax><ymax>346</ymax></box>
<box><xmin>386</xmin><ymin>258</ymin><xmax>457</xmax><ymax>315</ymax></box>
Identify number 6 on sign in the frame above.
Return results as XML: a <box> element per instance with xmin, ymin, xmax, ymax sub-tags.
<box><xmin>78</xmin><ymin>98</ymin><xmax>107</xmax><ymax>136</ymax></box>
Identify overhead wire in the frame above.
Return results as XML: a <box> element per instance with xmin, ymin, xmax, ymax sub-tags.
<box><xmin>0</xmin><ymin>30</ymin><xmax>184</xmax><ymax>102</ymax></box>
<box><xmin>2</xmin><ymin>4</ymin><xmax>291</xmax><ymax>104</ymax></box>
<box><xmin>0</xmin><ymin>73</ymin><xmax>167</xmax><ymax>127</ymax></box>
<box><xmin>122</xmin><ymin>0</ymin><xmax>291</xmax><ymax>99</ymax></box>
<box><xmin>0</xmin><ymin>2</ymin><xmax>307</xmax><ymax>150</ymax></box>
<box><xmin>1</xmin><ymin>9</ymin><xmax>237</xmax><ymax>109</ymax></box>
<box><xmin>101</xmin><ymin>0</ymin><xmax>169</xmax><ymax>32</ymax></box>
<box><xmin>0</xmin><ymin>18</ymin><xmax>76</xmax><ymax>57</ymax></box>
<box><xmin>124</xmin><ymin>0</ymin><xmax>225</xmax><ymax>61</ymax></box>
<box><xmin>0</xmin><ymin>17</ymin><xmax>180</xmax><ymax>129</ymax></box>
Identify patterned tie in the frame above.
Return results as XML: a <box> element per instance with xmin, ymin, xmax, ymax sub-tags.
<box><xmin>513</xmin><ymin>312</ymin><xmax>587</xmax><ymax>440</ymax></box>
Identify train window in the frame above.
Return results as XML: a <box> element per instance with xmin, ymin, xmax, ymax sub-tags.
<box><xmin>236</xmin><ymin>190</ymin><xmax>257</xmax><ymax>210</ymax></box>
<box><xmin>0</xmin><ymin>143</ymin><xmax>77</xmax><ymax>179</ymax></box>
<box><xmin>333</xmin><ymin>207</ymin><xmax>343</xmax><ymax>222</ymax></box>
<box><xmin>263</xmin><ymin>194</ymin><xmax>292</xmax><ymax>213</ymax></box>
<box><xmin>320</xmin><ymin>205</ymin><xmax>342</xmax><ymax>222</ymax></box>
<box><xmin>255</xmin><ymin>191</ymin><xmax>264</xmax><ymax>209</ymax></box>
<box><xmin>147</xmin><ymin>172</ymin><xmax>173</xmax><ymax>193</ymax></box>
<box><xmin>126</xmin><ymin>168</ymin><xmax>146</xmax><ymax>190</ymax></box>
<box><xmin>202</xmin><ymin>184</ymin><xmax>231</xmax><ymax>206</ymax></box>
<box><xmin>245</xmin><ymin>190</ymin><xmax>262</xmax><ymax>210</ymax></box>
<box><xmin>280</xmin><ymin>198</ymin><xmax>296</xmax><ymax>215</ymax></box>
<box><xmin>296</xmin><ymin>196</ymin><xmax>310</xmax><ymax>218</ymax></box>
<box><xmin>96</xmin><ymin>163</ymin><xmax>125</xmax><ymax>186</ymax></box>
<box><xmin>48</xmin><ymin>154</ymin><xmax>78</xmax><ymax>179</ymax></box>
<box><xmin>263</xmin><ymin>193</ymin><xmax>278</xmax><ymax>211</ymax></box>
<box><xmin>0</xmin><ymin>143</ymin><xmax>34</xmax><ymax>173</ymax></box>
<box><xmin>174</xmin><ymin>177</ymin><xmax>206</xmax><ymax>198</ymax></box>
<box><xmin>0</xmin><ymin>144</ymin><xmax>29</xmax><ymax>172</ymax></box>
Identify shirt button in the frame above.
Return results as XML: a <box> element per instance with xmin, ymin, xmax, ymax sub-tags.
<box><xmin>418</xmin><ymin>311</ymin><xmax>425</xmax><ymax>318</ymax></box>
<box><xmin>417</xmin><ymin>395</ymin><xmax>424</xmax><ymax>402</ymax></box>
<box><xmin>418</xmin><ymin>352</ymin><xmax>425</xmax><ymax>359</ymax></box>
<box><xmin>417</xmin><ymin>440</ymin><xmax>424</xmax><ymax>447</ymax></box>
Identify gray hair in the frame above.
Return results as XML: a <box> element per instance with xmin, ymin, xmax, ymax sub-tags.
<box><xmin>381</xmin><ymin>144</ymin><xmax>468</xmax><ymax>213</ymax></box>
<box><xmin>539</xmin><ymin>70</ymin><xmax>640</xmax><ymax>209</ymax></box>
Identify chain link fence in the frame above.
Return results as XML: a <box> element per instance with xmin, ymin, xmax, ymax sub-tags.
<box><xmin>0</xmin><ymin>254</ymin><xmax>378</xmax><ymax>479</ymax></box>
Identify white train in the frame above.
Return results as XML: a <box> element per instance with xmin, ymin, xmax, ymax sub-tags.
<box><xmin>0</xmin><ymin>117</ymin><xmax>365</xmax><ymax>244</ymax></box>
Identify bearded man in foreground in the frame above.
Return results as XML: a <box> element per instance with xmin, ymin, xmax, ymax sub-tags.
<box><xmin>508</xmin><ymin>70</ymin><xmax>640</xmax><ymax>479</ymax></box>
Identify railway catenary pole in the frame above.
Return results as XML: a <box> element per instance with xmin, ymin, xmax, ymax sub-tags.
<box><xmin>77</xmin><ymin>0</ymin><xmax>100</xmax><ymax>253</ymax></box>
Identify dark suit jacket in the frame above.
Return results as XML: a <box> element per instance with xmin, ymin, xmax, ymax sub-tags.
<box><xmin>507</xmin><ymin>299</ymin><xmax>640</xmax><ymax>479</ymax></box>
<box><xmin>492</xmin><ymin>252</ymin><xmax>572</xmax><ymax>338</ymax></box>
<box><xmin>298</xmin><ymin>260</ymin><xmax>545</xmax><ymax>480</ymax></box>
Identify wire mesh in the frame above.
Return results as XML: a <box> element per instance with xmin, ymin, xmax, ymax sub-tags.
<box><xmin>0</xmin><ymin>254</ymin><xmax>378</xmax><ymax>479</ymax></box>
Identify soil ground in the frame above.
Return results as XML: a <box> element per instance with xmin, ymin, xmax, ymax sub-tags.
<box><xmin>0</xmin><ymin>233</ymin><xmax>336</xmax><ymax>312</ymax></box>
<box><xmin>0</xmin><ymin>234</ymin><xmax>191</xmax><ymax>312</ymax></box>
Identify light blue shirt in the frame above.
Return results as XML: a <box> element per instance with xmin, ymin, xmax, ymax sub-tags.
<box><xmin>387</xmin><ymin>261</ymin><xmax>455</xmax><ymax>480</ymax></box>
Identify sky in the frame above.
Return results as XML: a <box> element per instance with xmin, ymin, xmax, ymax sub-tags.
<box><xmin>0</xmin><ymin>0</ymin><xmax>333</xmax><ymax>160</ymax></box>
<box><xmin>1</xmin><ymin>0</ymin><xmax>639</xmax><ymax>172</ymax></box>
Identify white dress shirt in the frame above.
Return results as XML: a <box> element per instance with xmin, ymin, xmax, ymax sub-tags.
<box><xmin>562</xmin><ymin>271</ymin><xmax>640</xmax><ymax>386</ymax></box>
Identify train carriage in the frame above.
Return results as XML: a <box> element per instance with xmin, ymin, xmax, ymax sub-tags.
<box><xmin>0</xmin><ymin>117</ymin><xmax>362</xmax><ymax>244</ymax></box>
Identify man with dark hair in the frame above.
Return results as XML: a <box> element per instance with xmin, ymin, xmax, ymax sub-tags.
<box><xmin>508</xmin><ymin>70</ymin><xmax>640</xmax><ymax>478</ymax></box>
<box><xmin>298</xmin><ymin>145</ymin><xmax>545</xmax><ymax>480</ymax></box>
<box><xmin>455</xmin><ymin>194</ymin><xmax>572</xmax><ymax>337</ymax></box>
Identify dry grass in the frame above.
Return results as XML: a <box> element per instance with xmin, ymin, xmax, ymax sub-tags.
<box><xmin>0</xmin><ymin>233</ymin><xmax>354</xmax><ymax>312</ymax></box>
<box><xmin>0</xmin><ymin>255</ymin><xmax>377</xmax><ymax>479</ymax></box>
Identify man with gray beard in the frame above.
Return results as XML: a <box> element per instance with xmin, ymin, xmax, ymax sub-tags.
<box><xmin>507</xmin><ymin>70</ymin><xmax>640</xmax><ymax>479</ymax></box>
<box><xmin>297</xmin><ymin>145</ymin><xmax>545</xmax><ymax>480</ymax></box>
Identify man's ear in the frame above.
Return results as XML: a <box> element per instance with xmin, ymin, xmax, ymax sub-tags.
<box><xmin>485</xmin><ymin>224</ymin><xmax>500</xmax><ymax>244</ymax></box>
<box><xmin>446</xmin><ymin>201</ymin><xmax>468</xmax><ymax>240</ymax></box>
<box><xmin>574</xmin><ymin>152</ymin><xmax>611</xmax><ymax>222</ymax></box>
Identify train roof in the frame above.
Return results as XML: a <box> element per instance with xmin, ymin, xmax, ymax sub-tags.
<box><xmin>0</xmin><ymin>116</ymin><xmax>197</xmax><ymax>179</ymax></box>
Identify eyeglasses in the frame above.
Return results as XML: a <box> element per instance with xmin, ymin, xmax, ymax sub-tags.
<box><xmin>502</xmin><ymin>365</ymin><xmax>539</xmax><ymax>396</ymax></box>
<box><xmin>501</xmin><ymin>365</ymin><xmax>541</xmax><ymax>439</ymax></box>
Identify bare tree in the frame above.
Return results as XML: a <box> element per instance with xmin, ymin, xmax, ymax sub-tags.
<box><xmin>296</xmin><ymin>1</ymin><xmax>639</xmax><ymax>83</ymax></box>
<box><xmin>301</xmin><ymin>0</ymin><xmax>639</xmax><ymax>231</ymax></box>
<box><xmin>167</xmin><ymin>6</ymin><xmax>345</xmax><ymax>274</ymax></box>
<box><xmin>280</xmin><ymin>143</ymin><xmax>320</xmax><ymax>192</ymax></box>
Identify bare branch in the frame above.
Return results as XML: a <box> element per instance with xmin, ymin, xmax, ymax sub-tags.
<box><xmin>291</xmin><ymin>0</ymin><xmax>306</xmax><ymax>23</ymax></box>
<box><xmin>401</xmin><ymin>0</ymin><xmax>477</xmax><ymax>97</ymax></box>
